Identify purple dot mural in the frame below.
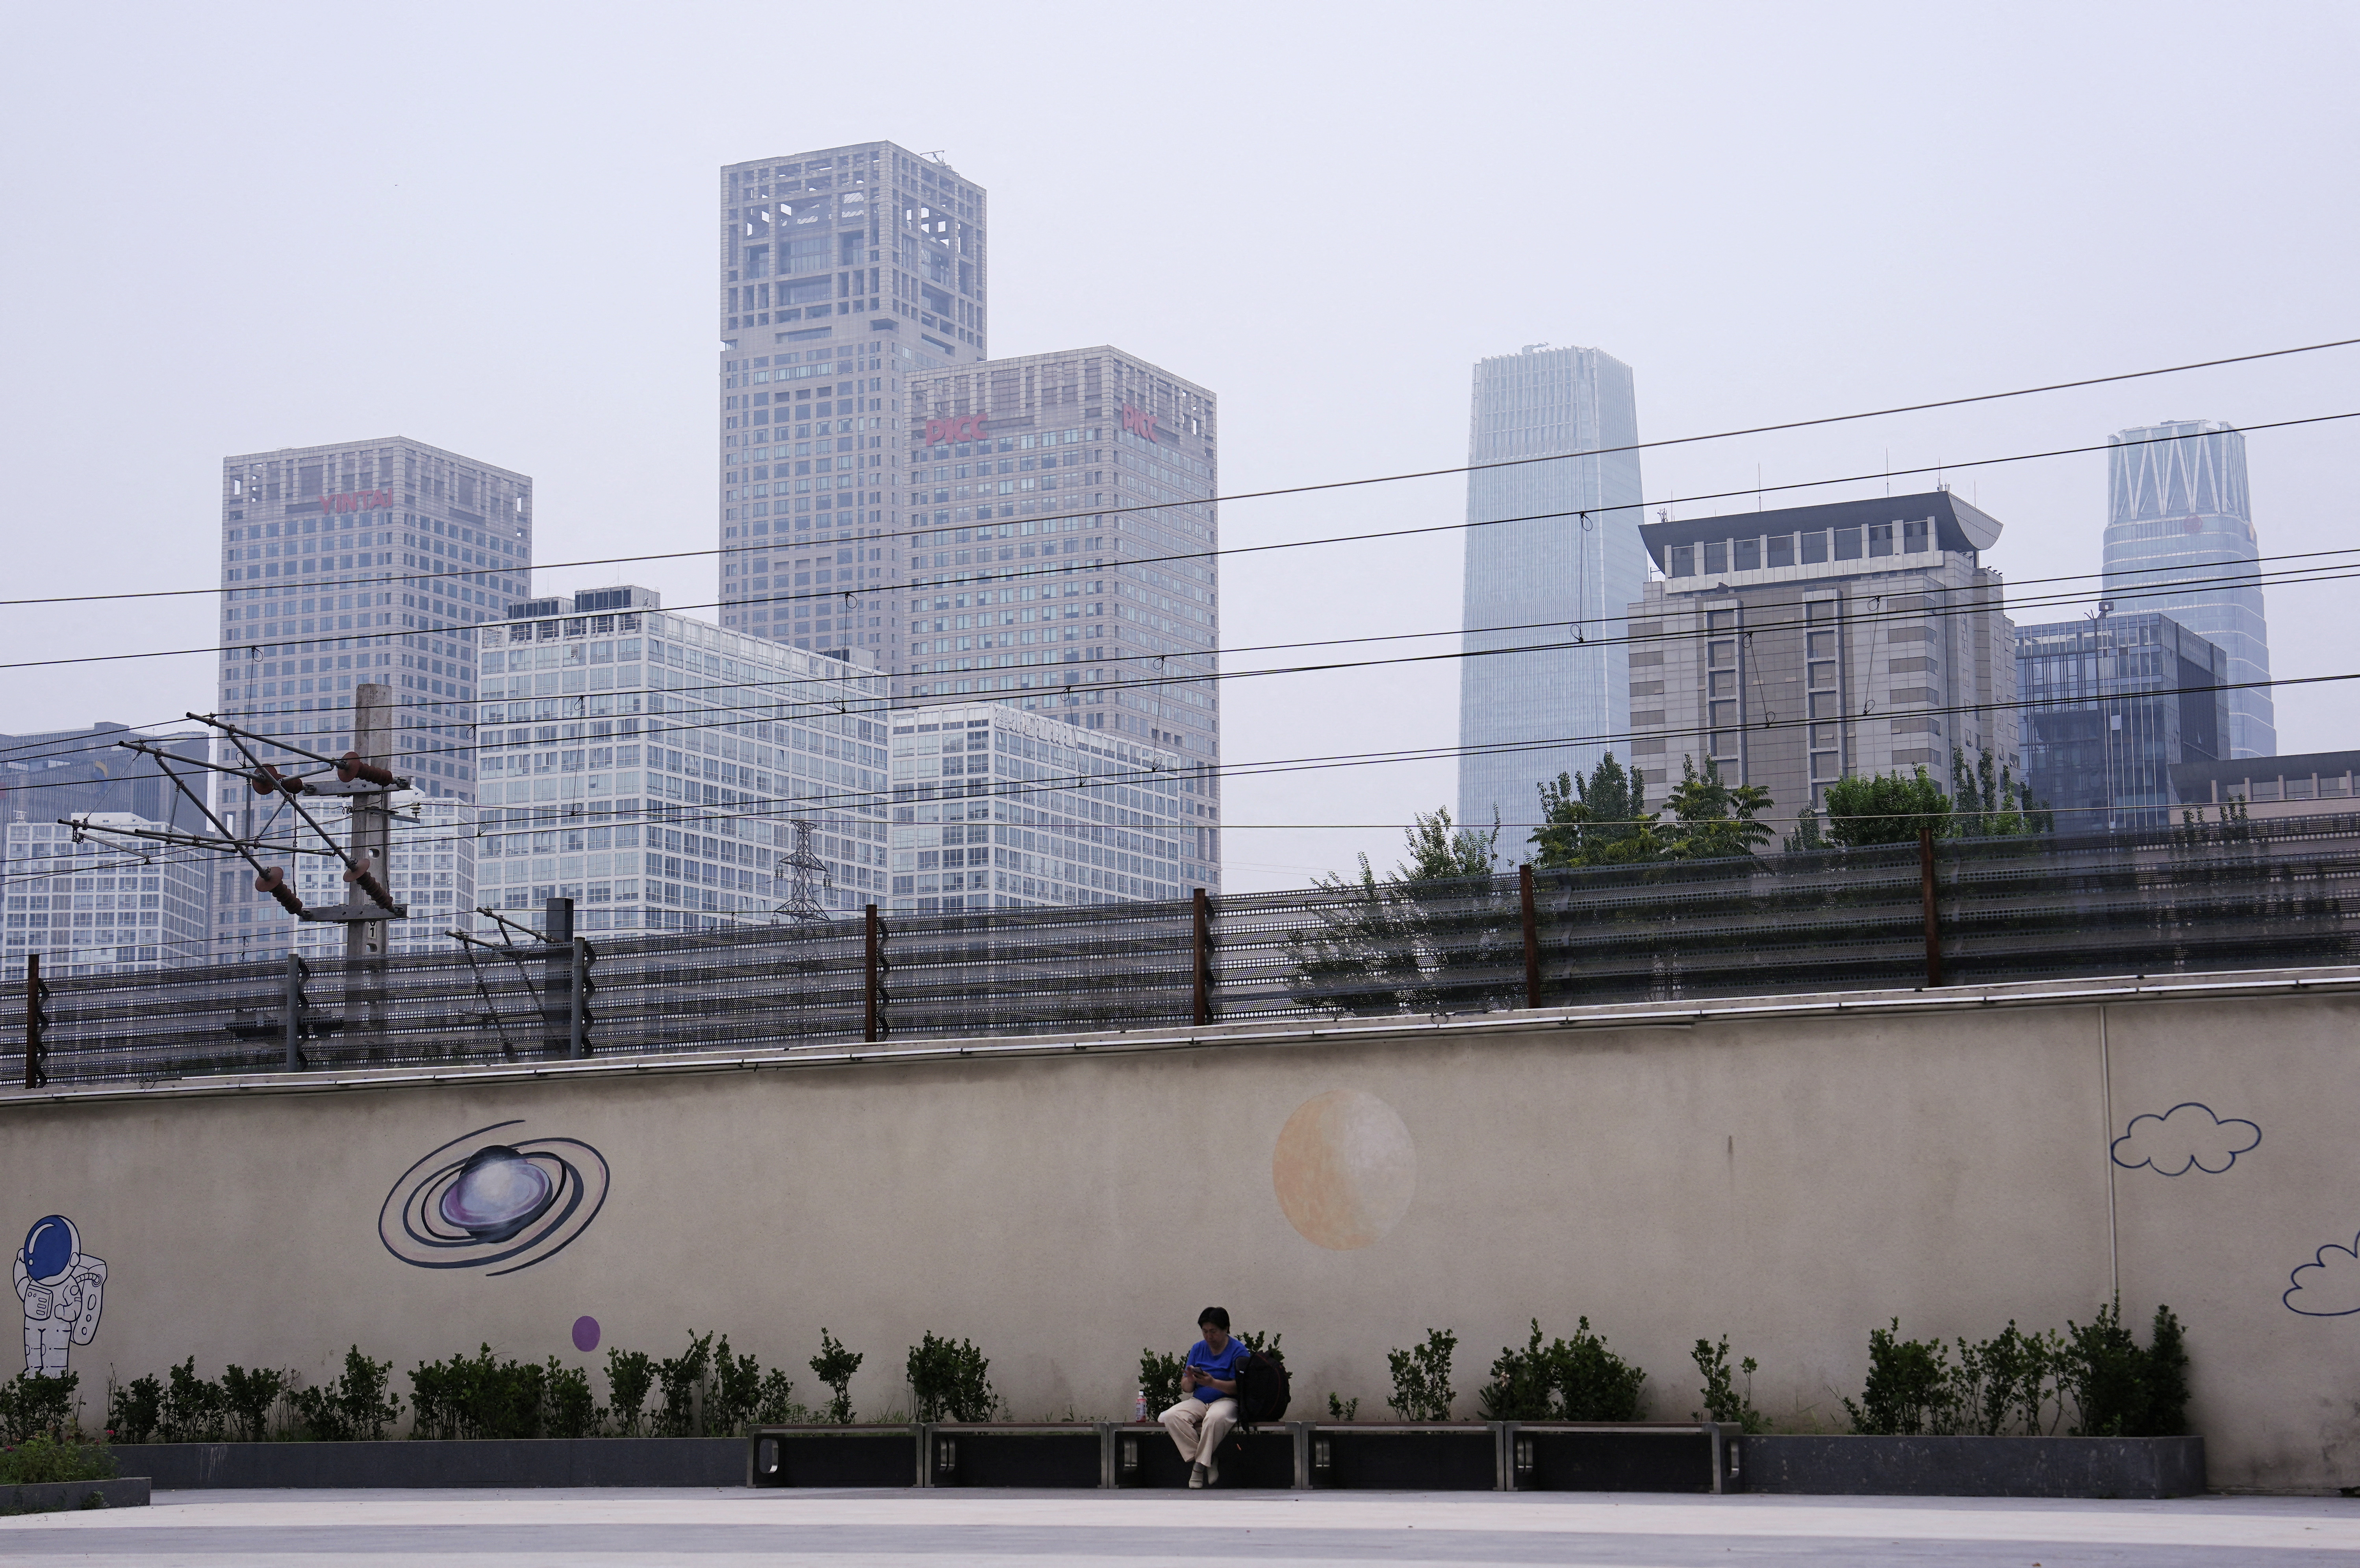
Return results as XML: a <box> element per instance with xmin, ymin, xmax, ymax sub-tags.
<box><xmin>572</xmin><ymin>1316</ymin><xmax>601</xmax><ymax>1353</ymax></box>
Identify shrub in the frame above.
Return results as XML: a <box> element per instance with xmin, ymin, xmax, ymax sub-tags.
<box><xmin>654</xmin><ymin>1333</ymin><xmax>714</xmax><ymax>1438</ymax></box>
<box><xmin>1844</xmin><ymin>1321</ymin><xmax>1957</xmax><ymax>1435</ymax></box>
<box><xmin>605</xmin><ymin>1349</ymin><xmax>656</xmax><ymax>1437</ymax></box>
<box><xmin>809</xmin><ymin>1331</ymin><xmax>861</xmax><ymax>1425</ymax></box>
<box><xmin>107</xmin><ymin>1374</ymin><xmax>161</xmax><ymax>1446</ymax></box>
<box><xmin>707</xmin><ymin>1336</ymin><xmax>763</xmax><ymax>1437</ymax></box>
<box><xmin>906</xmin><ymin>1334</ymin><xmax>995</xmax><ymax>1423</ymax></box>
<box><xmin>409</xmin><ymin>1346</ymin><xmax>550</xmax><ymax>1441</ymax></box>
<box><xmin>221</xmin><ymin>1365</ymin><xmax>286</xmax><ymax>1443</ymax></box>
<box><xmin>159</xmin><ymin>1361</ymin><xmax>223</xmax><ymax>1444</ymax></box>
<box><xmin>1385</xmin><ymin>1329</ymin><xmax>1457</xmax><ymax>1422</ymax></box>
<box><xmin>543</xmin><ymin>1360</ymin><xmax>601</xmax><ymax>1441</ymax></box>
<box><xmin>1326</xmin><ymin>1393</ymin><xmax>1358</xmax><ymax>1421</ymax></box>
<box><xmin>0</xmin><ymin>1436</ymin><xmax>115</xmax><ymax>1485</ymax></box>
<box><xmin>1478</xmin><ymin>1322</ymin><xmax>1558</xmax><ymax>1422</ymax></box>
<box><xmin>1691</xmin><ymin>1336</ymin><xmax>1766</xmax><ymax>1433</ymax></box>
<box><xmin>1953</xmin><ymin>1322</ymin><xmax>2060</xmax><ymax>1436</ymax></box>
<box><xmin>2062</xmin><ymin>1301</ymin><xmax>2189</xmax><ymax>1437</ymax></box>
<box><xmin>1239</xmin><ymin>1330</ymin><xmax>1283</xmax><ymax>1357</ymax></box>
<box><xmin>290</xmin><ymin>1348</ymin><xmax>401</xmax><ymax>1442</ymax></box>
<box><xmin>1553</xmin><ymin>1318</ymin><xmax>1646</xmax><ymax>1422</ymax></box>
<box><xmin>0</xmin><ymin>1371</ymin><xmax>82</xmax><ymax>1445</ymax></box>
<box><xmin>1137</xmin><ymin>1349</ymin><xmax>1184</xmax><ymax>1418</ymax></box>
<box><xmin>753</xmin><ymin>1368</ymin><xmax>808</xmax><ymax>1426</ymax></box>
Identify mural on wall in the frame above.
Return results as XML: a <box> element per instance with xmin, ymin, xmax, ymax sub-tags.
<box><xmin>2110</xmin><ymin>1102</ymin><xmax>2260</xmax><ymax>1176</ymax></box>
<box><xmin>1272</xmin><ymin>1089</ymin><xmax>1416</xmax><ymax>1250</ymax></box>
<box><xmin>378</xmin><ymin>1121</ymin><xmax>609</xmax><ymax>1277</ymax></box>
<box><xmin>2284</xmin><ymin>1237</ymin><xmax>2360</xmax><ymax>1316</ymax></box>
<box><xmin>13</xmin><ymin>1215</ymin><xmax>105</xmax><ymax>1375</ymax></box>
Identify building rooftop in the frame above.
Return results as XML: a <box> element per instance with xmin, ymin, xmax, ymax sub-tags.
<box><xmin>1640</xmin><ymin>490</ymin><xmax>2003</xmax><ymax>572</ymax></box>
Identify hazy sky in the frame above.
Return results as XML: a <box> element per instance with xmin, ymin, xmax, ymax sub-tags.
<box><xmin>3</xmin><ymin>2</ymin><xmax>2353</xmax><ymax>890</ymax></box>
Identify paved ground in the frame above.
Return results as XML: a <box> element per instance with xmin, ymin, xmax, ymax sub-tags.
<box><xmin>3</xmin><ymin>1487</ymin><xmax>2357</xmax><ymax>1565</ymax></box>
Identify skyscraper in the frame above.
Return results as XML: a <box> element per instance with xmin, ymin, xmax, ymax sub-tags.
<box><xmin>897</xmin><ymin>346</ymin><xmax>1222</xmax><ymax>893</ymax></box>
<box><xmin>1457</xmin><ymin>345</ymin><xmax>1645</xmax><ymax>847</ymax></box>
<box><xmin>212</xmin><ymin>437</ymin><xmax>531</xmax><ymax>958</ymax></box>
<box><xmin>716</xmin><ymin>142</ymin><xmax>991</xmax><ymax>658</ymax></box>
<box><xmin>2103</xmin><ymin>420</ymin><xmax>2273</xmax><ymax>758</ymax></box>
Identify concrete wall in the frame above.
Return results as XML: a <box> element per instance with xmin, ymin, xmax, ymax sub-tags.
<box><xmin>1</xmin><ymin>968</ymin><xmax>2353</xmax><ymax>1490</ymax></box>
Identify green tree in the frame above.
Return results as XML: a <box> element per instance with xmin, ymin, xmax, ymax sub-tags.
<box><xmin>1659</xmin><ymin>756</ymin><xmax>1775</xmax><ymax>860</ymax></box>
<box><xmin>1286</xmin><ymin>811</ymin><xmax>1517</xmax><ymax>1015</ymax></box>
<box><xmin>1398</xmin><ymin>806</ymin><xmax>1500</xmax><ymax>879</ymax></box>
<box><xmin>1949</xmin><ymin>746</ymin><xmax>2050</xmax><ymax>837</ymax></box>
<box><xmin>1821</xmin><ymin>766</ymin><xmax>1952</xmax><ymax>847</ymax></box>
<box><xmin>1531</xmin><ymin>753</ymin><xmax>1661</xmax><ymax>868</ymax></box>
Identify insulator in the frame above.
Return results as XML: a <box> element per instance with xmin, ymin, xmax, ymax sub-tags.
<box><xmin>337</xmin><ymin>751</ymin><xmax>397</xmax><ymax>787</ymax></box>
<box><xmin>253</xmin><ymin>865</ymin><xmax>305</xmax><ymax>916</ymax></box>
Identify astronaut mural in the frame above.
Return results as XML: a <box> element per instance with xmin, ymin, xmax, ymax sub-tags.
<box><xmin>13</xmin><ymin>1216</ymin><xmax>106</xmax><ymax>1376</ymax></box>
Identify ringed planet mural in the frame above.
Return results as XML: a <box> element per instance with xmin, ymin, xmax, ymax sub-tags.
<box><xmin>378</xmin><ymin>1121</ymin><xmax>610</xmax><ymax>1276</ymax></box>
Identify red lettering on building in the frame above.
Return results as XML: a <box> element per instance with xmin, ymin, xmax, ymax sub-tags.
<box><xmin>925</xmin><ymin>415</ymin><xmax>990</xmax><ymax>446</ymax></box>
<box><xmin>1121</xmin><ymin>405</ymin><xmax>1158</xmax><ymax>442</ymax></box>
<box><xmin>321</xmin><ymin>489</ymin><xmax>394</xmax><ymax>513</ymax></box>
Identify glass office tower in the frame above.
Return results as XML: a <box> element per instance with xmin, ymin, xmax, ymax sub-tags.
<box><xmin>1457</xmin><ymin>345</ymin><xmax>1644</xmax><ymax>848</ymax></box>
<box><xmin>2103</xmin><ymin>420</ymin><xmax>2273</xmax><ymax>757</ymax></box>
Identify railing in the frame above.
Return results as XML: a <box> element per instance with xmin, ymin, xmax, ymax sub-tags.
<box><xmin>6</xmin><ymin>814</ymin><xmax>2358</xmax><ymax>1087</ymax></box>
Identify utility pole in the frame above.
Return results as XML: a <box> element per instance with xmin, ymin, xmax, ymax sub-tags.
<box><xmin>341</xmin><ymin>683</ymin><xmax>398</xmax><ymax>1049</ymax></box>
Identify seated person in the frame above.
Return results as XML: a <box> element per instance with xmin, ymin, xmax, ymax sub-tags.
<box><xmin>1158</xmin><ymin>1306</ymin><xmax>1250</xmax><ymax>1488</ymax></box>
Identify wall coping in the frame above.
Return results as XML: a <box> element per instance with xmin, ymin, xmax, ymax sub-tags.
<box><xmin>6</xmin><ymin>964</ymin><xmax>2354</xmax><ymax>1113</ymax></box>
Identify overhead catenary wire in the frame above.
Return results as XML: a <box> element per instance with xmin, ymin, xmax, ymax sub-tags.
<box><xmin>5</xmin><ymin>332</ymin><xmax>2355</xmax><ymax>611</ymax></box>
<box><xmin>8</xmin><ymin>536</ymin><xmax>2353</xmax><ymax>805</ymax></box>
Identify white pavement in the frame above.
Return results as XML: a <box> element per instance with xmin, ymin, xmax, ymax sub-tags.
<box><xmin>2</xmin><ymin>1488</ymin><xmax>2358</xmax><ymax>1566</ymax></box>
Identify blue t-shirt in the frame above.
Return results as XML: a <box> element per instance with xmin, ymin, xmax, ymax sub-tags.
<box><xmin>1187</xmin><ymin>1337</ymin><xmax>1250</xmax><ymax>1403</ymax></box>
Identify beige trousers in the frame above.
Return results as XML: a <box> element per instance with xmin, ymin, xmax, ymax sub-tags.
<box><xmin>1160</xmin><ymin>1396</ymin><xmax>1239</xmax><ymax>1465</ymax></box>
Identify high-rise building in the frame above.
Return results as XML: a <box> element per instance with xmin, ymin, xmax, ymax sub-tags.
<box><xmin>210</xmin><ymin>439</ymin><xmax>532</xmax><ymax>959</ymax></box>
<box><xmin>887</xmin><ymin>702</ymin><xmax>1201</xmax><ymax>915</ymax></box>
<box><xmin>1457</xmin><ymin>345</ymin><xmax>1645</xmax><ymax>843</ymax></box>
<box><xmin>471</xmin><ymin>589</ymin><xmax>888</xmax><ymax>933</ymax></box>
<box><xmin>216</xmin><ymin>437</ymin><xmax>532</xmax><ymax>800</ymax></box>
<box><xmin>4</xmin><ymin>815</ymin><xmax>210</xmax><ymax>979</ymax></box>
<box><xmin>1627</xmin><ymin>492</ymin><xmax>2017</xmax><ymax>838</ymax></box>
<box><xmin>716</xmin><ymin>142</ymin><xmax>990</xmax><ymax>657</ymax></box>
<box><xmin>2104</xmin><ymin>420</ymin><xmax>2273</xmax><ymax>758</ymax></box>
<box><xmin>2015</xmin><ymin>612</ymin><xmax>2228</xmax><ymax>831</ymax></box>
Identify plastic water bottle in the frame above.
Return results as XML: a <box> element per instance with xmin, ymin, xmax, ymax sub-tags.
<box><xmin>1134</xmin><ymin>1389</ymin><xmax>1148</xmax><ymax>1423</ymax></box>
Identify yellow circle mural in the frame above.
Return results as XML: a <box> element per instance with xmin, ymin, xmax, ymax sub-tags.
<box><xmin>1271</xmin><ymin>1089</ymin><xmax>1416</xmax><ymax>1250</ymax></box>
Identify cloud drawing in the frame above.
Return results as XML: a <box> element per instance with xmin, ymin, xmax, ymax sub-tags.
<box><xmin>2285</xmin><ymin>1237</ymin><xmax>2360</xmax><ymax>1317</ymax></box>
<box><xmin>2110</xmin><ymin>1102</ymin><xmax>2260</xmax><ymax>1176</ymax></box>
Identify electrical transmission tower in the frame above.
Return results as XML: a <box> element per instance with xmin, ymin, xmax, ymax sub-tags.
<box><xmin>773</xmin><ymin>818</ymin><xmax>832</xmax><ymax>925</ymax></box>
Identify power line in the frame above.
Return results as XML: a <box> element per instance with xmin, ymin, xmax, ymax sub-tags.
<box><xmin>10</xmin><ymin>536</ymin><xmax>2351</xmax><ymax>798</ymax></box>
<box><xmin>7</xmin><ymin>332</ymin><xmax>2354</xmax><ymax>611</ymax></box>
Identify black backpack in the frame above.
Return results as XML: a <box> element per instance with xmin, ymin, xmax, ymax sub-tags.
<box><xmin>1234</xmin><ymin>1348</ymin><xmax>1291</xmax><ymax>1427</ymax></box>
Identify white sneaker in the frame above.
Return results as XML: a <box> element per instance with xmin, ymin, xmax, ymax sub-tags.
<box><xmin>1205</xmin><ymin>1452</ymin><xmax>1220</xmax><ymax>1487</ymax></box>
<box><xmin>1188</xmin><ymin>1463</ymin><xmax>1207</xmax><ymax>1490</ymax></box>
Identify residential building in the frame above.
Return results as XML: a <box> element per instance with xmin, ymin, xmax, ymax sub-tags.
<box><xmin>0</xmin><ymin>724</ymin><xmax>212</xmax><ymax>834</ymax></box>
<box><xmin>888</xmin><ymin>702</ymin><xmax>1202</xmax><ymax>915</ymax></box>
<box><xmin>2171</xmin><ymin>748</ymin><xmax>2360</xmax><ymax>822</ymax></box>
<box><xmin>2104</xmin><ymin>420</ymin><xmax>2274</xmax><ymax>757</ymax></box>
<box><xmin>716</xmin><ymin>142</ymin><xmax>990</xmax><ymax>660</ymax></box>
<box><xmin>471</xmin><ymin>589</ymin><xmax>888</xmax><ymax>933</ymax></box>
<box><xmin>2015</xmin><ymin>612</ymin><xmax>2228</xmax><ymax>831</ymax></box>
<box><xmin>1458</xmin><ymin>344</ymin><xmax>1646</xmax><ymax>840</ymax></box>
<box><xmin>1628</xmin><ymin>491</ymin><xmax>2018</xmax><ymax>837</ymax></box>
<box><xmin>210</xmin><ymin>438</ymin><xmax>530</xmax><ymax>958</ymax></box>
<box><xmin>4</xmin><ymin>815</ymin><xmax>210</xmax><ymax>979</ymax></box>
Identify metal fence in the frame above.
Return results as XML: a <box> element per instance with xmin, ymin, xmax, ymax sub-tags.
<box><xmin>8</xmin><ymin>813</ymin><xmax>2360</xmax><ymax>1087</ymax></box>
